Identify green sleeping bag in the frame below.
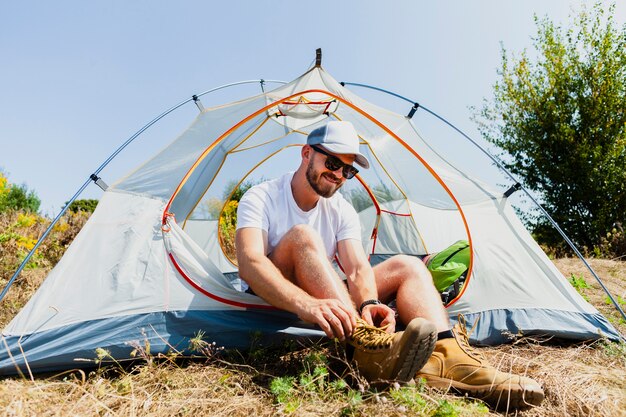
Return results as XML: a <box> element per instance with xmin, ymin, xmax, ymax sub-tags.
<box><xmin>425</xmin><ymin>240</ymin><xmax>470</xmax><ymax>294</ymax></box>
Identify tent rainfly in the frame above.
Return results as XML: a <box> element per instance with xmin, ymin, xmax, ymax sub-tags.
<box><xmin>1</xmin><ymin>60</ymin><xmax>621</xmax><ymax>376</ymax></box>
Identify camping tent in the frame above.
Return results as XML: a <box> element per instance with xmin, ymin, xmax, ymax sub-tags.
<box><xmin>1</xmin><ymin>62</ymin><xmax>621</xmax><ymax>376</ymax></box>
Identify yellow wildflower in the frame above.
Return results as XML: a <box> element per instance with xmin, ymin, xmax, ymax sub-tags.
<box><xmin>0</xmin><ymin>173</ymin><xmax>8</xmax><ymax>195</ymax></box>
<box><xmin>17</xmin><ymin>213</ymin><xmax>38</xmax><ymax>228</ymax></box>
<box><xmin>17</xmin><ymin>237</ymin><xmax>38</xmax><ymax>251</ymax></box>
<box><xmin>53</xmin><ymin>221</ymin><xmax>70</xmax><ymax>233</ymax></box>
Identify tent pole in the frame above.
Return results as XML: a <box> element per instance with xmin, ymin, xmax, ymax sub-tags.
<box><xmin>341</xmin><ymin>81</ymin><xmax>626</xmax><ymax>323</ymax></box>
<box><xmin>0</xmin><ymin>79</ymin><xmax>287</xmax><ymax>303</ymax></box>
<box><xmin>92</xmin><ymin>80</ymin><xmax>287</xmax><ymax>177</ymax></box>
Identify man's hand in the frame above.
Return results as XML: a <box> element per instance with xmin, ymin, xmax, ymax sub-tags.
<box><xmin>361</xmin><ymin>303</ymin><xmax>396</xmax><ymax>333</ymax></box>
<box><xmin>298</xmin><ymin>298</ymin><xmax>358</xmax><ymax>341</ymax></box>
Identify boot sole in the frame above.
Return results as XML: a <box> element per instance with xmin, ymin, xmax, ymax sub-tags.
<box><xmin>420</xmin><ymin>375</ymin><xmax>544</xmax><ymax>410</ymax></box>
<box><xmin>391</xmin><ymin>318</ymin><xmax>438</xmax><ymax>383</ymax></box>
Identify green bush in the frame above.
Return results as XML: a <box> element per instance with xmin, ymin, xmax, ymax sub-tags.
<box><xmin>66</xmin><ymin>199</ymin><xmax>99</xmax><ymax>213</ymax></box>
<box><xmin>475</xmin><ymin>3</ymin><xmax>626</xmax><ymax>257</ymax></box>
<box><xmin>0</xmin><ymin>172</ymin><xmax>40</xmax><ymax>214</ymax></box>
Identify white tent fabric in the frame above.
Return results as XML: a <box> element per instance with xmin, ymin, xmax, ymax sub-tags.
<box><xmin>1</xmin><ymin>66</ymin><xmax>620</xmax><ymax>375</ymax></box>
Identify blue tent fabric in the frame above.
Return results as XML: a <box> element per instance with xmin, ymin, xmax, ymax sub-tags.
<box><xmin>0</xmin><ymin>309</ymin><xmax>323</xmax><ymax>376</ymax></box>
<box><xmin>2</xmin><ymin>306</ymin><xmax>620</xmax><ymax>376</ymax></box>
<box><xmin>454</xmin><ymin>308</ymin><xmax>623</xmax><ymax>345</ymax></box>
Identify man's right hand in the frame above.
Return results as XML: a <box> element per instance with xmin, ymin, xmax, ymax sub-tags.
<box><xmin>297</xmin><ymin>298</ymin><xmax>358</xmax><ymax>341</ymax></box>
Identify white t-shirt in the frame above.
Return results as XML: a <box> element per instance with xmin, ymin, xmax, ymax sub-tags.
<box><xmin>236</xmin><ymin>172</ymin><xmax>362</xmax><ymax>260</ymax></box>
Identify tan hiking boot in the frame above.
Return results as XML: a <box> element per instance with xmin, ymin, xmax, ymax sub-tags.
<box><xmin>348</xmin><ymin>317</ymin><xmax>437</xmax><ymax>384</ymax></box>
<box><xmin>416</xmin><ymin>317</ymin><xmax>544</xmax><ymax>411</ymax></box>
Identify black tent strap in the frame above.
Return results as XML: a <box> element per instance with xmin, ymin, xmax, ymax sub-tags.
<box><xmin>90</xmin><ymin>174</ymin><xmax>108</xmax><ymax>191</ymax></box>
<box><xmin>503</xmin><ymin>182</ymin><xmax>522</xmax><ymax>198</ymax></box>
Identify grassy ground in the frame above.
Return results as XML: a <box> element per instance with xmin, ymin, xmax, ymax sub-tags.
<box><xmin>0</xmin><ymin>211</ymin><xmax>625</xmax><ymax>416</ymax></box>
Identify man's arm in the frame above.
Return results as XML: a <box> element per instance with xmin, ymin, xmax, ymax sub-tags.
<box><xmin>236</xmin><ymin>227</ymin><xmax>356</xmax><ymax>340</ymax></box>
<box><xmin>337</xmin><ymin>239</ymin><xmax>396</xmax><ymax>333</ymax></box>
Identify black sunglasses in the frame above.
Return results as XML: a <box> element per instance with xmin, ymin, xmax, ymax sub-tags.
<box><xmin>311</xmin><ymin>146</ymin><xmax>359</xmax><ymax>179</ymax></box>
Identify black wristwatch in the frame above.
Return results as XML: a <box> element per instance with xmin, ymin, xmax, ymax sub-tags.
<box><xmin>359</xmin><ymin>299</ymin><xmax>382</xmax><ymax>314</ymax></box>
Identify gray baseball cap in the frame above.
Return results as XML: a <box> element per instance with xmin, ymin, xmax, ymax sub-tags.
<box><xmin>306</xmin><ymin>121</ymin><xmax>370</xmax><ymax>169</ymax></box>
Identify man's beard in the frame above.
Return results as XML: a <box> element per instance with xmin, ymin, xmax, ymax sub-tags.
<box><xmin>305</xmin><ymin>159</ymin><xmax>343</xmax><ymax>198</ymax></box>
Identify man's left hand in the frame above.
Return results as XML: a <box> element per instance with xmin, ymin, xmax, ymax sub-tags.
<box><xmin>361</xmin><ymin>303</ymin><xmax>396</xmax><ymax>333</ymax></box>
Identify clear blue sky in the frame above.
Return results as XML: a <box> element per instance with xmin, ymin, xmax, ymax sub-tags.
<box><xmin>1</xmin><ymin>1</ymin><xmax>624</xmax><ymax>215</ymax></box>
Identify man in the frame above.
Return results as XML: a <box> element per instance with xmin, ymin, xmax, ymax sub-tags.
<box><xmin>235</xmin><ymin>121</ymin><xmax>543</xmax><ymax>409</ymax></box>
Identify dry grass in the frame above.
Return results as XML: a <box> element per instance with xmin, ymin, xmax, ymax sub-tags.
<box><xmin>480</xmin><ymin>339</ymin><xmax>626</xmax><ymax>417</ymax></box>
<box><xmin>1</xmin><ymin>215</ymin><xmax>625</xmax><ymax>416</ymax></box>
<box><xmin>0</xmin><ymin>362</ymin><xmax>274</xmax><ymax>416</ymax></box>
<box><xmin>553</xmin><ymin>258</ymin><xmax>626</xmax><ymax>335</ymax></box>
<box><xmin>0</xmin><ymin>345</ymin><xmax>494</xmax><ymax>417</ymax></box>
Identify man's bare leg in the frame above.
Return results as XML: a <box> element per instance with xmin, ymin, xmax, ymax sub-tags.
<box><xmin>269</xmin><ymin>224</ymin><xmax>356</xmax><ymax>312</ymax></box>
<box><xmin>260</xmin><ymin>224</ymin><xmax>356</xmax><ymax>340</ymax></box>
<box><xmin>373</xmin><ymin>255</ymin><xmax>449</xmax><ymax>332</ymax></box>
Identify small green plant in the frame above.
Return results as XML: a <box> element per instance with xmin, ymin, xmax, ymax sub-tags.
<box><xmin>329</xmin><ymin>379</ymin><xmax>347</xmax><ymax>392</ymax></box>
<box><xmin>270</xmin><ymin>376</ymin><xmax>296</xmax><ymax>404</ymax></box>
<box><xmin>188</xmin><ymin>330</ymin><xmax>209</xmax><ymax>352</ymax></box>
<box><xmin>282</xmin><ymin>399</ymin><xmax>301</xmax><ymax>414</ymax></box>
<box><xmin>432</xmin><ymin>400</ymin><xmax>461</xmax><ymax>417</ymax></box>
<box><xmin>95</xmin><ymin>347</ymin><xmax>112</xmax><ymax>364</ymax></box>
<box><xmin>569</xmin><ymin>274</ymin><xmax>590</xmax><ymax>291</ymax></box>
<box><xmin>187</xmin><ymin>330</ymin><xmax>224</xmax><ymax>357</ymax></box>
<box><xmin>600</xmin><ymin>340</ymin><xmax>626</xmax><ymax>360</ymax></box>
<box><xmin>303</xmin><ymin>351</ymin><xmax>328</xmax><ymax>369</ymax></box>
<box><xmin>607</xmin><ymin>315</ymin><xmax>626</xmax><ymax>326</ymax></box>
<box><xmin>604</xmin><ymin>294</ymin><xmax>625</xmax><ymax>306</ymax></box>
<box><xmin>270</xmin><ymin>376</ymin><xmax>294</xmax><ymax>400</ymax></box>
<box><xmin>269</xmin><ymin>349</ymin><xmax>358</xmax><ymax>414</ymax></box>
<box><xmin>389</xmin><ymin>386</ymin><xmax>427</xmax><ymax>412</ymax></box>
<box><xmin>113</xmin><ymin>375</ymin><xmax>133</xmax><ymax>395</ymax></box>
<box><xmin>339</xmin><ymin>389</ymin><xmax>363</xmax><ymax>416</ymax></box>
<box><xmin>299</xmin><ymin>365</ymin><xmax>329</xmax><ymax>392</ymax></box>
<box><xmin>569</xmin><ymin>274</ymin><xmax>591</xmax><ymax>301</ymax></box>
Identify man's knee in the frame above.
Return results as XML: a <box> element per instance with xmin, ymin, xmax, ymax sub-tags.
<box><xmin>270</xmin><ymin>225</ymin><xmax>326</xmax><ymax>279</ymax></box>
<box><xmin>388</xmin><ymin>254</ymin><xmax>433</xmax><ymax>284</ymax></box>
<box><xmin>282</xmin><ymin>224</ymin><xmax>325</xmax><ymax>251</ymax></box>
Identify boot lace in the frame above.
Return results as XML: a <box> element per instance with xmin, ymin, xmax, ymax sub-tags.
<box><xmin>455</xmin><ymin>314</ymin><xmax>486</xmax><ymax>361</ymax></box>
<box><xmin>350</xmin><ymin>319</ymin><xmax>393</xmax><ymax>349</ymax></box>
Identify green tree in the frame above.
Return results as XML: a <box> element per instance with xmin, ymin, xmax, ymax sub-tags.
<box><xmin>0</xmin><ymin>172</ymin><xmax>41</xmax><ymax>213</ymax></box>
<box><xmin>475</xmin><ymin>3</ymin><xmax>626</xmax><ymax>254</ymax></box>
<box><xmin>65</xmin><ymin>199</ymin><xmax>99</xmax><ymax>213</ymax></box>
